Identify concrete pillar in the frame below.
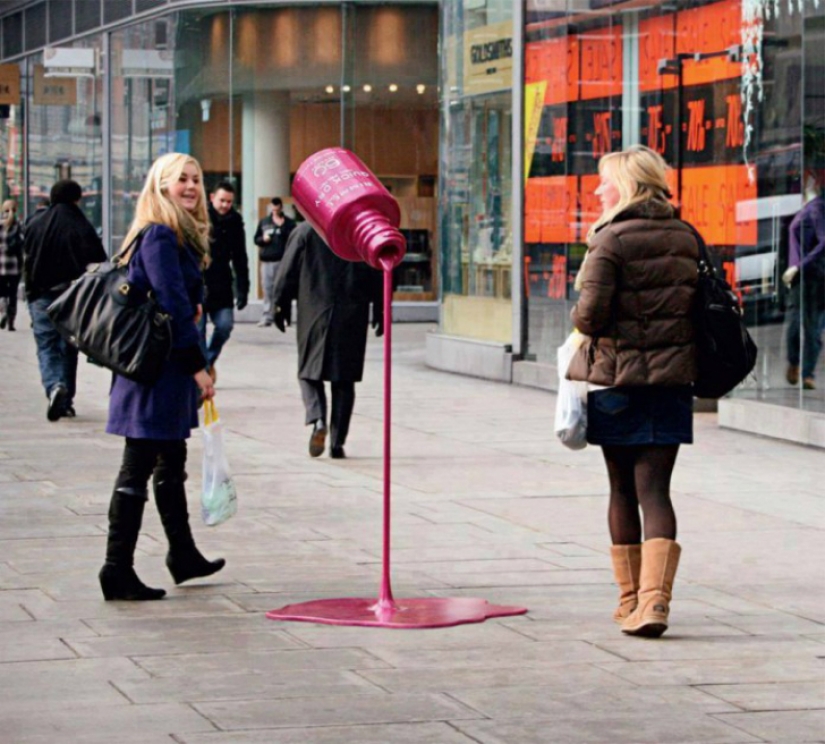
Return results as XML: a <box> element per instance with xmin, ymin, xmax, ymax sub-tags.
<box><xmin>241</xmin><ymin>91</ymin><xmax>291</xmax><ymax>303</ymax></box>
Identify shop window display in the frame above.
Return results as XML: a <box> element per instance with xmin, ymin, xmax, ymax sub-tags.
<box><xmin>523</xmin><ymin>0</ymin><xmax>824</xmax><ymax>410</ymax></box>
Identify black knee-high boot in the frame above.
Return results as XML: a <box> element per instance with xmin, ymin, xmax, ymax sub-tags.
<box><xmin>153</xmin><ymin>477</ymin><xmax>225</xmax><ymax>585</ymax></box>
<box><xmin>99</xmin><ymin>488</ymin><xmax>166</xmax><ymax>601</ymax></box>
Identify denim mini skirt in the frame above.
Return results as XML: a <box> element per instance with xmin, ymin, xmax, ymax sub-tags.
<box><xmin>586</xmin><ymin>385</ymin><xmax>693</xmax><ymax>446</ymax></box>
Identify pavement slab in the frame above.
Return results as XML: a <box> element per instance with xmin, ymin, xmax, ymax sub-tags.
<box><xmin>2</xmin><ymin>319</ymin><xmax>823</xmax><ymax>741</ymax></box>
<box><xmin>192</xmin><ymin>691</ymin><xmax>480</xmax><ymax>730</ymax></box>
<box><xmin>712</xmin><ymin>710</ymin><xmax>825</xmax><ymax>742</ymax></box>
<box><xmin>178</xmin><ymin>722</ymin><xmax>479</xmax><ymax>743</ymax></box>
<box><xmin>452</xmin><ymin>709</ymin><xmax>763</xmax><ymax>744</ymax></box>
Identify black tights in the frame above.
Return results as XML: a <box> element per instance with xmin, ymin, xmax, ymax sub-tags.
<box><xmin>601</xmin><ymin>444</ymin><xmax>679</xmax><ymax>545</ymax></box>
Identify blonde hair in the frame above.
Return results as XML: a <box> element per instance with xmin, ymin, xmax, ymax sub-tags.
<box><xmin>121</xmin><ymin>153</ymin><xmax>210</xmax><ymax>266</ymax></box>
<box><xmin>2</xmin><ymin>199</ymin><xmax>17</xmax><ymax>231</ymax></box>
<box><xmin>586</xmin><ymin>145</ymin><xmax>672</xmax><ymax>244</ymax></box>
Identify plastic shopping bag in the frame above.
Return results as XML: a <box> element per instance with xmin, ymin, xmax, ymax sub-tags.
<box><xmin>554</xmin><ymin>333</ymin><xmax>588</xmax><ymax>450</ymax></box>
<box><xmin>201</xmin><ymin>400</ymin><xmax>238</xmax><ymax>526</ymax></box>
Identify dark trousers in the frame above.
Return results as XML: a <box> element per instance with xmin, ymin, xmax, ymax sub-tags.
<box><xmin>115</xmin><ymin>438</ymin><xmax>188</xmax><ymax>498</ymax></box>
<box><xmin>0</xmin><ymin>274</ymin><xmax>20</xmax><ymax>321</ymax></box>
<box><xmin>785</xmin><ymin>280</ymin><xmax>825</xmax><ymax>379</ymax></box>
<box><xmin>299</xmin><ymin>379</ymin><xmax>355</xmax><ymax>448</ymax></box>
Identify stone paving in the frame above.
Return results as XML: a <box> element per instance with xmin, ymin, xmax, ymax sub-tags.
<box><xmin>1</xmin><ymin>314</ymin><xmax>823</xmax><ymax>743</ymax></box>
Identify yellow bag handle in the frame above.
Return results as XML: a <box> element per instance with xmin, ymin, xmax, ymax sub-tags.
<box><xmin>203</xmin><ymin>399</ymin><xmax>219</xmax><ymax>426</ymax></box>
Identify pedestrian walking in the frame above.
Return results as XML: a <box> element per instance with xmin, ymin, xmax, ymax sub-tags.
<box><xmin>782</xmin><ymin>179</ymin><xmax>824</xmax><ymax>390</ymax></box>
<box><xmin>0</xmin><ymin>199</ymin><xmax>23</xmax><ymax>332</ymax></box>
<box><xmin>272</xmin><ymin>222</ymin><xmax>383</xmax><ymax>459</ymax></box>
<box><xmin>254</xmin><ymin>197</ymin><xmax>296</xmax><ymax>327</ymax></box>
<box><xmin>23</xmin><ymin>180</ymin><xmax>106</xmax><ymax>420</ymax></box>
<box><xmin>201</xmin><ymin>181</ymin><xmax>249</xmax><ymax>381</ymax></box>
<box><xmin>567</xmin><ymin>145</ymin><xmax>699</xmax><ymax>638</ymax></box>
<box><xmin>99</xmin><ymin>153</ymin><xmax>224</xmax><ymax>601</ymax></box>
<box><xmin>24</xmin><ymin>197</ymin><xmax>49</xmax><ymax>230</ymax></box>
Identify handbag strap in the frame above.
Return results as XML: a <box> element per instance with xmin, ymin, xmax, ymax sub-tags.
<box><xmin>680</xmin><ymin>220</ymin><xmax>716</xmax><ymax>278</ymax></box>
<box><xmin>114</xmin><ymin>226</ymin><xmax>151</xmax><ymax>267</ymax></box>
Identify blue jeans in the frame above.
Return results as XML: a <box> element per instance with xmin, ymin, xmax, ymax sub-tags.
<box><xmin>198</xmin><ymin>306</ymin><xmax>234</xmax><ymax>368</ymax></box>
<box><xmin>785</xmin><ymin>281</ymin><xmax>825</xmax><ymax>379</ymax></box>
<box><xmin>29</xmin><ymin>294</ymin><xmax>78</xmax><ymax>402</ymax></box>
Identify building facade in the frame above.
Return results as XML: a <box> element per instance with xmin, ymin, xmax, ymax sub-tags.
<box><xmin>431</xmin><ymin>0</ymin><xmax>825</xmax><ymax>446</ymax></box>
<box><xmin>0</xmin><ymin>0</ymin><xmax>439</xmax><ymax>314</ymax></box>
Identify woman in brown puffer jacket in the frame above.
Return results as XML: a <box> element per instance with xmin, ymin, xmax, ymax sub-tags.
<box><xmin>568</xmin><ymin>145</ymin><xmax>699</xmax><ymax>638</ymax></box>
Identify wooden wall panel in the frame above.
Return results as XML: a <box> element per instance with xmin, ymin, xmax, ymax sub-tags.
<box><xmin>290</xmin><ymin>104</ymin><xmax>438</xmax><ymax>177</ymax></box>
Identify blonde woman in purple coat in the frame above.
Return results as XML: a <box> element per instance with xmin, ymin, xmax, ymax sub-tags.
<box><xmin>99</xmin><ymin>153</ymin><xmax>223</xmax><ymax>601</ymax></box>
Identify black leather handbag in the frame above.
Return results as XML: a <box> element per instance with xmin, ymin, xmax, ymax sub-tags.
<box><xmin>46</xmin><ymin>229</ymin><xmax>173</xmax><ymax>385</ymax></box>
<box><xmin>686</xmin><ymin>223</ymin><xmax>758</xmax><ymax>399</ymax></box>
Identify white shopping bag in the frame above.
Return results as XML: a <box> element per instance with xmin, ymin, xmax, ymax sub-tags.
<box><xmin>554</xmin><ymin>333</ymin><xmax>588</xmax><ymax>450</ymax></box>
<box><xmin>201</xmin><ymin>400</ymin><xmax>238</xmax><ymax>526</ymax></box>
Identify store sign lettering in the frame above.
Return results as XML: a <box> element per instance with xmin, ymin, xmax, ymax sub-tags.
<box><xmin>592</xmin><ymin>112</ymin><xmax>612</xmax><ymax>157</ymax></box>
<box><xmin>680</xmin><ymin>165</ymin><xmax>757</xmax><ymax>246</ymax></box>
<box><xmin>725</xmin><ymin>94</ymin><xmax>744</xmax><ymax>148</ymax></box>
<box><xmin>552</xmin><ymin>117</ymin><xmax>567</xmax><ymax>162</ymax></box>
<box><xmin>686</xmin><ymin>99</ymin><xmax>710</xmax><ymax>153</ymax></box>
<box><xmin>0</xmin><ymin>64</ymin><xmax>20</xmax><ymax>105</ymax></box>
<box><xmin>647</xmin><ymin>105</ymin><xmax>666</xmax><ymax>154</ymax></box>
<box><xmin>470</xmin><ymin>38</ymin><xmax>512</xmax><ymax>65</ymax></box>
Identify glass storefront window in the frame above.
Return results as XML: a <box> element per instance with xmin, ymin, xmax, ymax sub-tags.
<box><xmin>523</xmin><ymin>0</ymin><xmax>824</xmax><ymax>410</ymax></box>
<box><xmin>440</xmin><ymin>3</ymin><xmax>514</xmax><ymax>343</ymax></box>
<box><xmin>110</xmin><ymin>17</ymin><xmax>178</xmax><ymax>252</ymax></box>
<box><xmin>173</xmin><ymin>5</ymin><xmax>438</xmax><ymax>303</ymax></box>
<box><xmin>0</xmin><ymin>3</ymin><xmax>438</xmax><ymax>304</ymax></box>
<box><xmin>25</xmin><ymin>37</ymin><xmax>104</xmax><ymax>234</ymax></box>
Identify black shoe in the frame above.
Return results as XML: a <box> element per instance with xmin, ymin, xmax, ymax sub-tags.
<box><xmin>309</xmin><ymin>420</ymin><xmax>327</xmax><ymax>457</ymax></box>
<box><xmin>0</xmin><ymin>315</ymin><xmax>6</xmax><ymax>329</ymax></box>
<box><xmin>47</xmin><ymin>385</ymin><xmax>69</xmax><ymax>421</ymax></box>
<box><xmin>63</xmin><ymin>405</ymin><xmax>76</xmax><ymax>418</ymax></box>
<box><xmin>7</xmin><ymin>319</ymin><xmax>14</xmax><ymax>331</ymax></box>
<box><xmin>99</xmin><ymin>564</ymin><xmax>166</xmax><ymax>601</ymax></box>
<box><xmin>166</xmin><ymin>550</ymin><xmax>226</xmax><ymax>585</ymax></box>
<box><xmin>330</xmin><ymin>445</ymin><xmax>346</xmax><ymax>459</ymax></box>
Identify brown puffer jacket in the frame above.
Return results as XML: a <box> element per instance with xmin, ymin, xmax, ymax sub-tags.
<box><xmin>568</xmin><ymin>200</ymin><xmax>699</xmax><ymax>387</ymax></box>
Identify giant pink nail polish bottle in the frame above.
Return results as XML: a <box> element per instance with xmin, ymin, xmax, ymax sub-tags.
<box><xmin>290</xmin><ymin>147</ymin><xmax>407</xmax><ymax>271</ymax></box>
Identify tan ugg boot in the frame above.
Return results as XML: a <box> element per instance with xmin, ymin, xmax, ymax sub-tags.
<box><xmin>610</xmin><ymin>544</ymin><xmax>641</xmax><ymax>623</ymax></box>
<box><xmin>621</xmin><ymin>538</ymin><xmax>681</xmax><ymax>638</ymax></box>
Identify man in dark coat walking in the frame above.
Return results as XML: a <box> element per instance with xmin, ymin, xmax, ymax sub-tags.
<box><xmin>201</xmin><ymin>181</ymin><xmax>250</xmax><ymax>378</ymax></box>
<box><xmin>272</xmin><ymin>222</ymin><xmax>383</xmax><ymax>458</ymax></box>
<box><xmin>23</xmin><ymin>180</ymin><xmax>106</xmax><ymax>421</ymax></box>
<box><xmin>253</xmin><ymin>197</ymin><xmax>295</xmax><ymax>327</ymax></box>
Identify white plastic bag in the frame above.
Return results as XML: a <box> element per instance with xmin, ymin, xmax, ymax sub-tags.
<box><xmin>201</xmin><ymin>400</ymin><xmax>238</xmax><ymax>526</ymax></box>
<box><xmin>554</xmin><ymin>333</ymin><xmax>588</xmax><ymax>450</ymax></box>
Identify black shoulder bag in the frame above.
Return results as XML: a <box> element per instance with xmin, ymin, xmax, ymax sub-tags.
<box><xmin>685</xmin><ymin>223</ymin><xmax>758</xmax><ymax>399</ymax></box>
<box><xmin>46</xmin><ymin>228</ymin><xmax>173</xmax><ymax>385</ymax></box>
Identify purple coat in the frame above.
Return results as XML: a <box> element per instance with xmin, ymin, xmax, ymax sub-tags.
<box><xmin>106</xmin><ymin>225</ymin><xmax>207</xmax><ymax>440</ymax></box>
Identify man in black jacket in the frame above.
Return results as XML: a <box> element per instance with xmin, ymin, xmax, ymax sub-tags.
<box><xmin>253</xmin><ymin>197</ymin><xmax>295</xmax><ymax>327</ymax></box>
<box><xmin>23</xmin><ymin>180</ymin><xmax>106</xmax><ymax>421</ymax></box>
<box><xmin>201</xmin><ymin>181</ymin><xmax>250</xmax><ymax>379</ymax></box>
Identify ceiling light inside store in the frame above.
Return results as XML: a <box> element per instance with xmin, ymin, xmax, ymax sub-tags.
<box><xmin>389</xmin><ymin>84</ymin><xmax>398</xmax><ymax>92</ymax></box>
<box><xmin>325</xmin><ymin>85</ymin><xmax>334</xmax><ymax>94</ymax></box>
<box><xmin>416</xmin><ymin>84</ymin><xmax>426</xmax><ymax>94</ymax></box>
<box><xmin>363</xmin><ymin>84</ymin><xmax>372</xmax><ymax>92</ymax></box>
<box><xmin>342</xmin><ymin>85</ymin><xmax>351</xmax><ymax>92</ymax></box>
